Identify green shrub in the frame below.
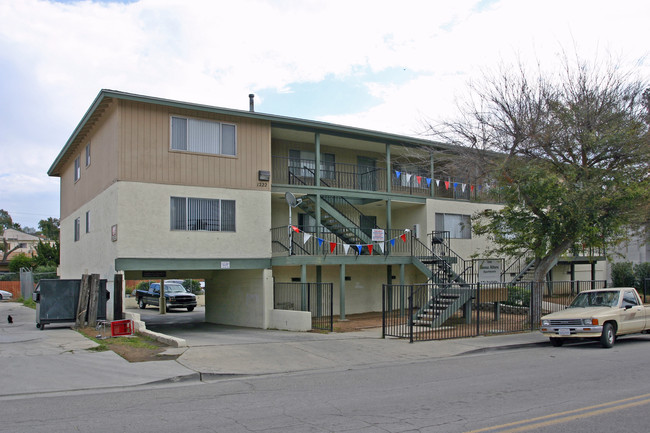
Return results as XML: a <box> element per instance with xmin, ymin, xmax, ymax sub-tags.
<box><xmin>611</xmin><ymin>262</ymin><xmax>636</xmax><ymax>287</ymax></box>
<box><xmin>183</xmin><ymin>279</ymin><xmax>201</xmax><ymax>294</ymax></box>
<box><xmin>8</xmin><ymin>253</ymin><xmax>34</xmax><ymax>272</ymax></box>
<box><xmin>135</xmin><ymin>281</ymin><xmax>150</xmax><ymax>292</ymax></box>
<box><xmin>504</xmin><ymin>285</ymin><xmax>530</xmax><ymax>307</ymax></box>
<box><xmin>635</xmin><ymin>262</ymin><xmax>650</xmax><ymax>291</ymax></box>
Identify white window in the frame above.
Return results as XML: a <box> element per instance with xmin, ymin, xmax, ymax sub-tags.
<box><xmin>85</xmin><ymin>142</ymin><xmax>91</xmax><ymax>167</ymax></box>
<box><xmin>74</xmin><ymin>218</ymin><xmax>80</xmax><ymax>241</ymax></box>
<box><xmin>171</xmin><ymin>116</ymin><xmax>236</xmax><ymax>156</ymax></box>
<box><xmin>74</xmin><ymin>157</ymin><xmax>81</xmax><ymax>182</ymax></box>
<box><xmin>85</xmin><ymin>211</ymin><xmax>90</xmax><ymax>233</ymax></box>
<box><xmin>435</xmin><ymin>213</ymin><xmax>471</xmax><ymax>239</ymax></box>
<box><xmin>170</xmin><ymin>197</ymin><xmax>235</xmax><ymax>232</ymax></box>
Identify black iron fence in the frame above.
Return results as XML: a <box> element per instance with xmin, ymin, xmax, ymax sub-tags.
<box><xmin>383</xmin><ymin>280</ymin><xmax>607</xmax><ymax>342</ymax></box>
<box><xmin>273</xmin><ymin>282</ymin><xmax>333</xmax><ymax>331</ymax></box>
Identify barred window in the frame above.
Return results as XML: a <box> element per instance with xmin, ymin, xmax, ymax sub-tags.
<box><xmin>171</xmin><ymin>116</ymin><xmax>236</xmax><ymax>156</ymax></box>
<box><xmin>170</xmin><ymin>197</ymin><xmax>235</xmax><ymax>232</ymax></box>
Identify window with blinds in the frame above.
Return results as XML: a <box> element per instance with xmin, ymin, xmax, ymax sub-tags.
<box><xmin>170</xmin><ymin>197</ymin><xmax>235</xmax><ymax>232</ymax></box>
<box><xmin>435</xmin><ymin>213</ymin><xmax>471</xmax><ymax>239</ymax></box>
<box><xmin>171</xmin><ymin>116</ymin><xmax>236</xmax><ymax>156</ymax></box>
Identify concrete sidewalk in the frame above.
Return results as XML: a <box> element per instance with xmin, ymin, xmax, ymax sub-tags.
<box><xmin>0</xmin><ymin>302</ymin><xmax>548</xmax><ymax>397</ymax></box>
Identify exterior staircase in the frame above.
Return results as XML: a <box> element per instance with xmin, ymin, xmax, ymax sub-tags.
<box><xmin>297</xmin><ymin>195</ymin><xmax>376</xmax><ymax>252</ymax></box>
<box><xmin>409</xmin><ymin>232</ymin><xmax>475</xmax><ymax>328</ymax></box>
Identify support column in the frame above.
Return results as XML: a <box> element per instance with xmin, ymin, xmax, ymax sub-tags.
<box><xmin>399</xmin><ymin>264</ymin><xmax>405</xmax><ymax>316</ymax></box>
<box><xmin>386</xmin><ymin>143</ymin><xmax>391</xmax><ymax>194</ymax></box>
<box><xmin>339</xmin><ymin>264</ymin><xmax>346</xmax><ymax>320</ymax></box>
<box><xmin>430</xmin><ymin>152</ymin><xmax>435</xmax><ymax>198</ymax></box>
<box><xmin>301</xmin><ymin>265</ymin><xmax>307</xmax><ymax>311</ymax></box>
<box><xmin>316</xmin><ymin>266</ymin><xmax>322</xmax><ymax>316</ymax></box>
<box><xmin>570</xmin><ymin>263</ymin><xmax>576</xmax><ymax>295</ymax></box>
<box><xmin>315</xmin><ymin>132</ymin><xmax>321</xmax><ymax>187</ymax></box>
<box><xmin>386</xmin><ymin>198</ymin><xmax>392</xmax><ymax>255</ymax></box>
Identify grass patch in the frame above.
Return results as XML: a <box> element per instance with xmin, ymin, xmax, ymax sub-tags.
<box><xmin>17</xmin><ymin>296</ymin><xmax>36</xmax><ymax>309</ymax></box>
<box><xmin>77</xmin><ymin>327</ymin><xmax>179</xmax><ymax>362</ymax></box>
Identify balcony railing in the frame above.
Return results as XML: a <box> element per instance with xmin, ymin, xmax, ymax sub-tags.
<box><xmin>272</xmin><ymin>226</ymin><xmax>413</xmax><ymax>257</ymax></box>
<box><xmin>271</xmin><ymin>155</ymin><xmax>496</xmax><ymax>201</ymax></box>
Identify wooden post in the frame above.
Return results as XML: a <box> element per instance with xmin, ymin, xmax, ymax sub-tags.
<box><xmin>113</xmin><ymin>274</ymin><xmax>124</xmax><ymax>320</ymax></box>
<box><xmin>87</xmin><ymin>274</ymin><xmax>100</xmax><ymax>327</ymax></box>
<box><xmin>159</xmin><ymin>278</ymin><xmax>166</xmax><ymax>314</ymax></box>
<box><xmin>76</xmin><ymin>274</ymin><xmax>91</xmax><ymax>328</ymax></box>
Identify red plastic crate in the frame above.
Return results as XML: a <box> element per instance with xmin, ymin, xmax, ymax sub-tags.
<box><xmin>111</xmin><ymin>319</ymin><xmax>133</xmax><ymax>337</ymax></box>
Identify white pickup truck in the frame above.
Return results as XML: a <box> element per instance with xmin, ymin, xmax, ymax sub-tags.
<box><xmin>540</xmin><ymin>287</ymin><xmax>649</xmax><ymax>348</ymax></box>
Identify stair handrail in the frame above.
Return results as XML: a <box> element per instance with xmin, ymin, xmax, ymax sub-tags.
<box><xmin>501</xmin><ymin>250</ymin><xmax>535</xmax><ymax>282</ymax></box>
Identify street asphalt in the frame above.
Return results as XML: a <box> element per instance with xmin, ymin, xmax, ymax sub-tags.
<box><xmin>0</xmin><ymin>301</ymin><xmax>549</xmax><ymax>398</ymax></box>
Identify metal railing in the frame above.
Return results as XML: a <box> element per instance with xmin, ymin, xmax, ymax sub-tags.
<box><xmin>273</xmin><ymin>282</ymin><xmax>333</xmax><ymax>331</ymax></box>
<box><xmin>383</xmin><ymin>280</ymin><xmax>606</xmax><ymax>342</ymax></box>
<box><xmin>271</xmin><ymin>226</ymin><xmax>413</xmax><ymax>257</ymax></box>
<box><xmin>271</xmin><ymin>155</ymin><xmax>497</xmax><ymax>202</ymax></box>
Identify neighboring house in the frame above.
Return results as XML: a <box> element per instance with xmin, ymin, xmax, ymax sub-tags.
<box><xmin>0</xmin><ymin>228</ymin><xmax>42</xmax><ymax>271</ymax></box>
<box><xmin>47</xmin><ymin>90</ymin><xmax>605</xmax><ymax>326</ymax></box>
<box><xmin>606</xmin><ymin>226</ymin><xmax>649</xmax><ymax>281</ymax></box>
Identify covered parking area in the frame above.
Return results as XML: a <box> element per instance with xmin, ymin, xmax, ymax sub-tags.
<box><xmin>116</xmin><ymin>258</ymin><xmax>275</xmax><ymax>329</ymax></box>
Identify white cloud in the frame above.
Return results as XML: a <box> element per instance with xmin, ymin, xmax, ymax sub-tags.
<box><xmin>0</xmin><ymin>0</ymin><xmax>647</xmax><ymax>227</ymax></box>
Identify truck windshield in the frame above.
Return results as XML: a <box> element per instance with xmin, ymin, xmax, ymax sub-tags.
<box><xmin>569</xmin><ymin>291</ymin><xmax>619</xmax><ymax>308</ymax></box>
<box><xmin>163</xmin><ymin>284</ymin><xmax>186</xmax><ymax>293</ymax></box>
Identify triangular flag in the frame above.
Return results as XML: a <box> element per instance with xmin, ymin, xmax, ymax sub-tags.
<box><xmin>368</xmin><ymin>244</ymin><xmax>374</xmax><ymax>255</ymax></box>
<box><xmin>462</xmin><ymin>183</ymin><xmax>466</xmax><ymax>192</ymax></box>
<box><xmin>444</xmin><ymin>181</ymin><xmax>449</xmax><ymax>189</ymax></box>
<box><xmin>330</xmin><ymin>242</ymin><xmax>336</xmax><ymax>253</ymax></box>
<box><xmin>390</xmin><ymin>239</ymin><xmax>396</xmax><ymax>247</ymax></box>
<box><xmin>395</xmin><ymin>170</ymin><xmax>401</xmax><ymax>179</ymax></box>
<box><xmin>453</xmin><ymin>182</ymin><xmax>458</xmax><ymax>189</ymax></box>
<box><xmin>291</xmin><ymin>225</ymin><xmax>300</xmax><ymax>233</ymax></box>
<box><xmin>356</xmin><ymin>245</ymin><xmax>363</xmax><ymax>254</ymax></box>
<box><xmin>471</xmin><ymin>185</ymin><xmax>475</xmax><ymax>192</ymax></box>
<box><xmin>416</xmin><ymin>176</ymin><xmax>422</xmax><ymax>185</ymax></box>
<box><xmin>343</xmin><ymin>244</ymin><xmax>350</xmax><ymax>255</ymax></box>
<box><xmin>426</xmin><ymin>178</ymin><xmax>432</xmax><ymax>187</ymax></box>
<box><xmin>400</xmin><ymin>234</ymin><xmax>407</xmax><ymax>243</ymax></box>
<box><xmin>436</xmin><ymin>179</ymin><xmax>440</xmax><ymax>187</ymax></box>
<box><xmin>406</xmin><ymin>173</ymin><xmax>412</xmax><ymax>183</ymax></box>
<box><xmin>303</xmin><ymin>233</ymin><xmax>312</xmax><ymax>244</ymax></box>
<box><xmin>318</xmin><ymin>238</ymin><xmax>324</xmax><ymax>247</ymax></box>
<box><xmin>377</xmin><ymin>242</ymin><xmax>384</xmax><ymax>253</ymax></box>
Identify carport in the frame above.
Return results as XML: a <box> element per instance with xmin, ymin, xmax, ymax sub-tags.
<box><xmin>116</xmin><ymin>258</ymin><xmax>274</xmax><ymax>329</ymax></box>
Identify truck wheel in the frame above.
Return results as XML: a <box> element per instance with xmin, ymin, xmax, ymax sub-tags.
<box><xmin>187</xmin><ymin>306</ymin><xmax>195</xmax><ymax>312</ymax></box>
<box><xmin>600</xmin><ymin>323</ymin><xmax>615</xmax><ymax>348</ymax></box>
<box><xmin>138</xmin><ymin>299</ymin><xmax>146</xmax><ymax>309</ymax></box>
<box><xmin>550</xmin><ymin>338</ymin><xmax>564</xmax><ymax>347</ymax></box>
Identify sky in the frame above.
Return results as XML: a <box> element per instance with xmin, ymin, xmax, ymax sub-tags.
<box><xmin>0</xmin><ymin>0</ymin><xmax>648</xmax><ymax>230</ymax></box>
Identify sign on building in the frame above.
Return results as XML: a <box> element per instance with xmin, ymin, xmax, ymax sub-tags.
<box><xmin>478</xmin><ymin>259</ymin><xmax>503</xmax><ymax>282</ymax></box>
<box><xmin>371</xmin><ymin>229</ymin><xmax>385</xmax><ymax>242</ymax></box>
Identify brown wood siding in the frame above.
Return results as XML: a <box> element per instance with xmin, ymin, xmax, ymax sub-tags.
<box><xmin>60</xmin><ymin>104</ymin><xmax>120</xmax><ymax>219</ymax></box>
<box><xmin>118</xmin><ymin>101</ymin><xmax>271</xmax><ymax>190</ymax></box>
<box><xmin>271</xmin><ymin>138</ymin><xmax>389</xmax><ymax>168</ymax></box>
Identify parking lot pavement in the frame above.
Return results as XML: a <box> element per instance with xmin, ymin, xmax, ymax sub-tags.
<box><xmin>0</xmin><ymin>302</ymin><xmax>196</xmax><ymax>397</ymax></box>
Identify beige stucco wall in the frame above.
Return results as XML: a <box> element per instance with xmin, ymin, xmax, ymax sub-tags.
<box><xmin>115</xmin><ymin>182</ymin><xmax>271</xmax><ymax>258</ymax></box>
<box><xmin>205</xmin><ymin>269</ymin><xmax>273</xmax><ymax>328</ymax></box>
<box><xmin>425</xmin><ymin>198</ymin><xmax>501</xmax><ymax>260</ymax></box>
<box><xmin>272</xmin><ymin>264</ymin><xmax>425</xmax><ymax>316</ymax></box>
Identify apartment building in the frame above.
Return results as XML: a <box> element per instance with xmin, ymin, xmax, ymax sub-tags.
<box><xmin>48</xmin><ymin>90</ymin><xmax>604</xmax><ymax>327</ymax></box>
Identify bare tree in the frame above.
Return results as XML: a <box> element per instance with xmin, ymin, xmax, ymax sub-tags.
<box><xmin>427</xmin><ymin>55</ymin><xmax>650</xmax><ymax>288</ymax></box>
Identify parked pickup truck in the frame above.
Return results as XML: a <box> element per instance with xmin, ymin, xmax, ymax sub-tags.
<box><xmin>540</xmin><ymin>287</ymin><xmax>649</xmax><ymax>348</ymax></box>
<box><xmin>136</xmin><ymin>282</ymin><xmax>197</xmax><ymax>312</ymax></box>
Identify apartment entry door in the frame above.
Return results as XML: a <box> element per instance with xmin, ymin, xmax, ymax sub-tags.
<box><xmin>357</xmin><ymin>157</ymin><xmax>376</xmax><ymax>191</ymax></box>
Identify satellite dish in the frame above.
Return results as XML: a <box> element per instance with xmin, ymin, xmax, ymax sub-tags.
<box><xmin>285</xmin><ymin>191</ymin><xmax>301</xmax><ymax>207</ymax></box>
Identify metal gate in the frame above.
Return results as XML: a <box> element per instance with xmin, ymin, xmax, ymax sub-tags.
<box><xmin>273</xmin><ymin>282</ymin><xmax>333</xmax><ymax>331</ymax></box>
<box><xmin>383</xmin><ymin>280</ymin><xmax>606</xmax><ymax>342</ymax></box>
